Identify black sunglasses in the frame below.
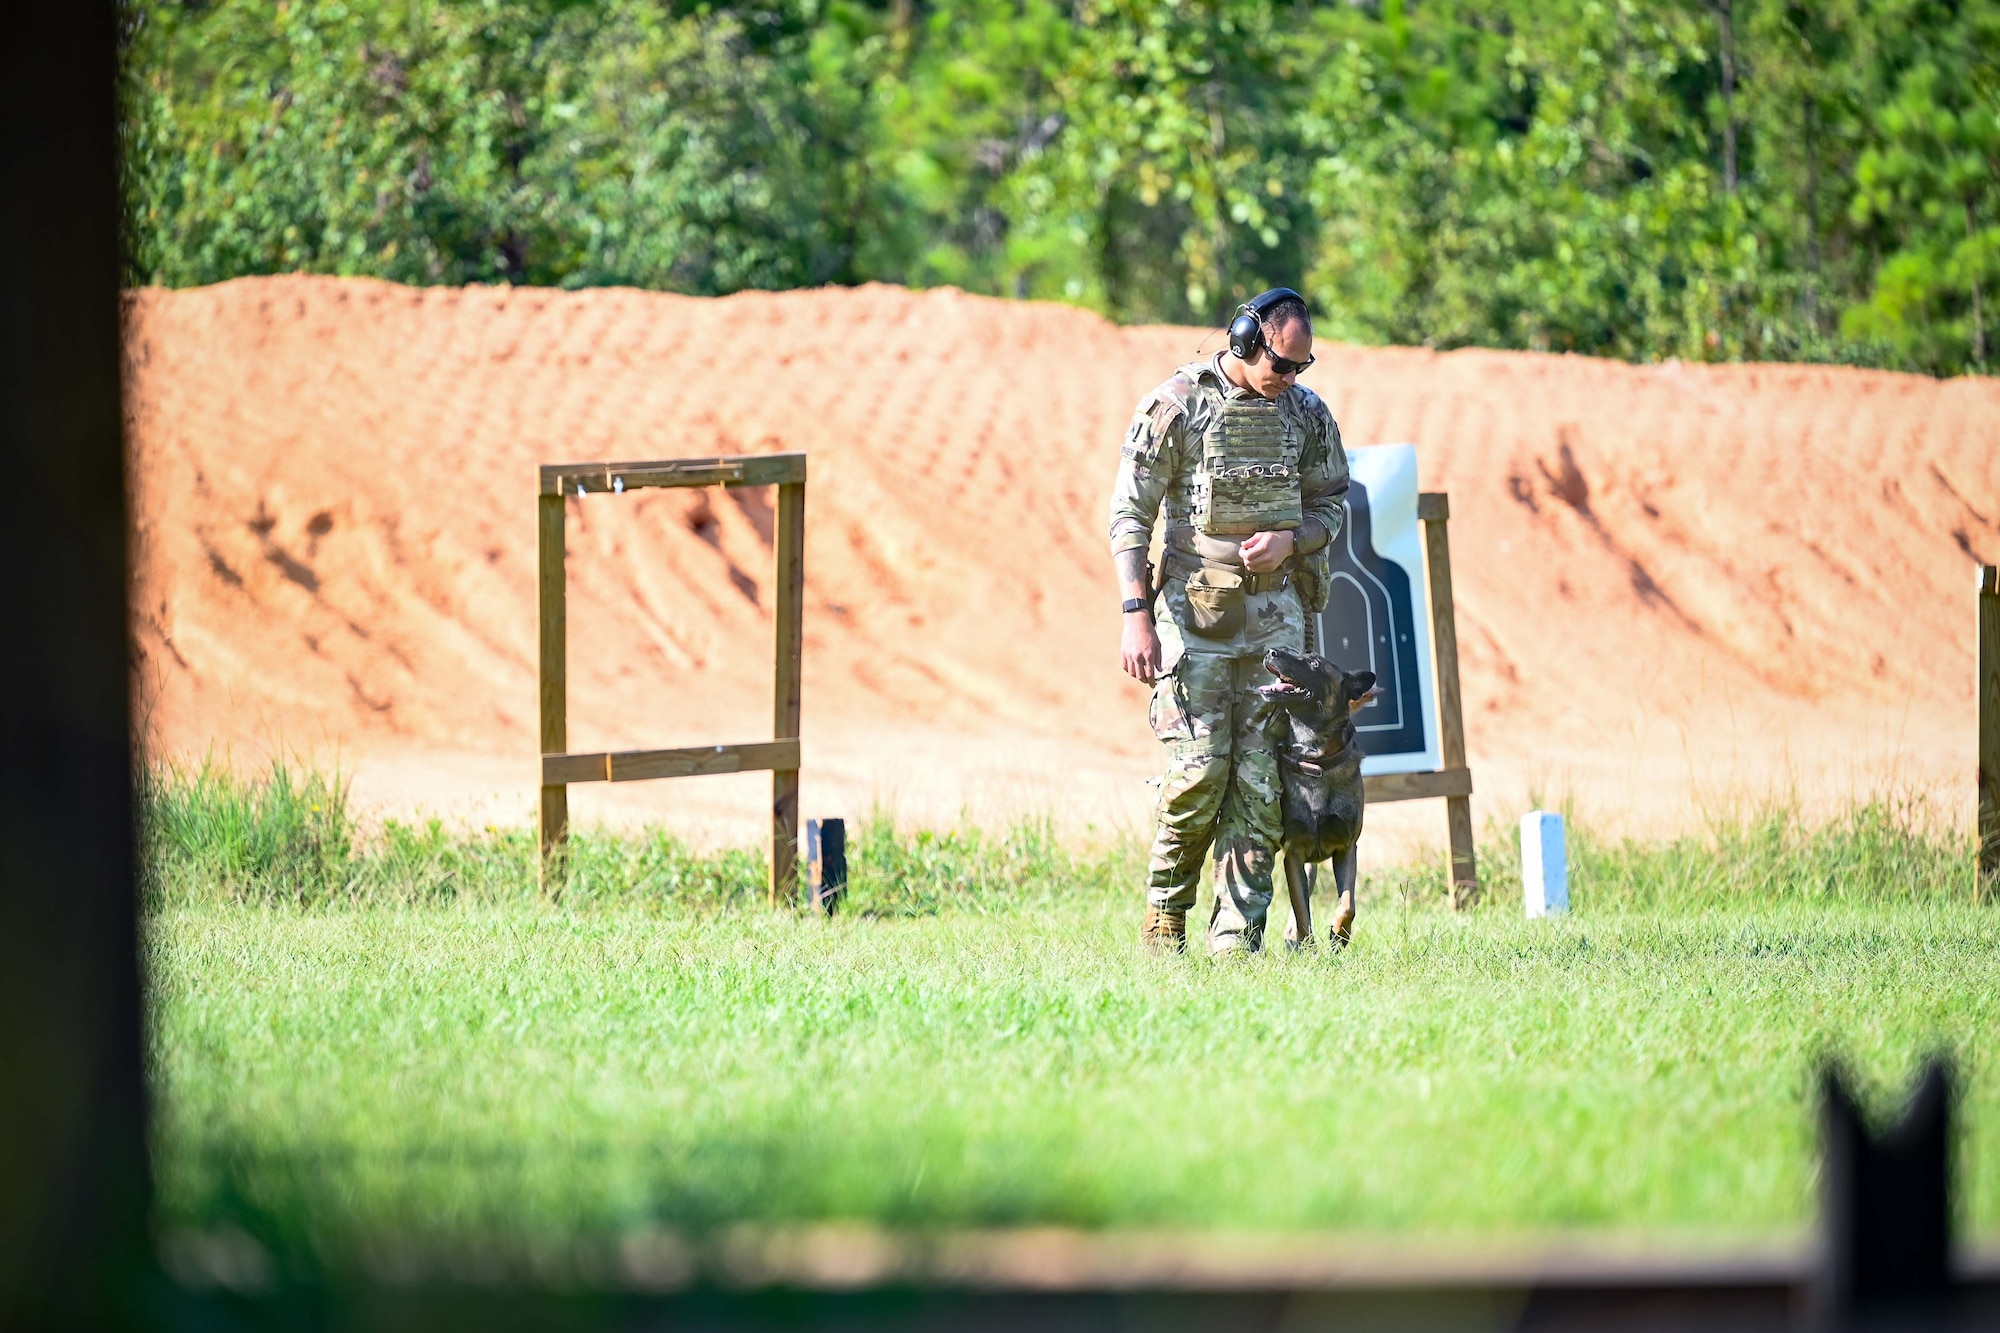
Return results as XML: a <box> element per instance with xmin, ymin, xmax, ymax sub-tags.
<box><xmin>1262</xmin><ymin>345</ymin><xmax>1315</xmax><ymax>376</ymax></box>
<box><xmin>1253</xmin><ymin>315</ymin><xmax>1314</xmax><ymax>375</ymax></box>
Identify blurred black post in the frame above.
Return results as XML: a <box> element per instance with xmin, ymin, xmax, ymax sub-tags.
<box><xmin>0</xmin><ymin>3</ymin><xmax>151</xmax><ymax>1330</ymax></box>
<box><xmin>806</xmin><ymin>817</ymin><xmax>847</xmax><ymax>916</ymax></box>
<box><xmin>1818</xmin><ymin>1061</ymin><xmax>1953</xmax><ymax>1325</ymax></box>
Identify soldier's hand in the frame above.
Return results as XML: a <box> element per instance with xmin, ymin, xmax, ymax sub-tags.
<box><xmin>1240</xmin><ymin>528</ymin><xmax>1297</xmax><ymax>574</ymax></box>
<box><xmin>1121</xmin><ymin>613</ymin><xmax>1161</xmax><ymax>684</ymax></box>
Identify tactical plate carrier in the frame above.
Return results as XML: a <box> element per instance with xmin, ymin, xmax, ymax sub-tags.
<box><xmin>1193</xmin><ymin>395</ymin><xmax>1303</xmax><ymax>537</ymax></box>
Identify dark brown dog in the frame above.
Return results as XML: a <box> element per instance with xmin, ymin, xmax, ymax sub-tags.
<box><xmin>1257</xmin><ymin>647</ymin><xmax>1379</xmax><ymax>949</ymax></box>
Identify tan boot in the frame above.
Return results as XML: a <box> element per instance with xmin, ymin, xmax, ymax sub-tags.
<box><xmin>1141</xmin><ymin>906</ymin><xmax>1187</xmax><ymax>955</ymax></box>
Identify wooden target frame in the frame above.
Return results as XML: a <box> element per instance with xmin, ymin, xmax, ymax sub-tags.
<box><xmin>1355</xmin><ymin>490</ymin><xmax>1478</xmax><ymax>904</ymax></box>
<box><xmin>536</xmin><ymin>453</ymin><xmax>806</xmax><ymax>905</ymax></box>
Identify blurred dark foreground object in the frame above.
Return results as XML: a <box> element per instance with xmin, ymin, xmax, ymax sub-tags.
<box><xmin>1817</xmin><ymin>1060</ymin><xmax>1958</xmax><ymax>1329</ymax></box>
<box><xmin>0</xmin><ymin>3</ymin><xmax>153</xmax><ymax>1331</ymax></box>
<box><xmin>144</xmin><ymin>1063</ymin><xmax>1999</xmax><ymax>1331</ymax></box>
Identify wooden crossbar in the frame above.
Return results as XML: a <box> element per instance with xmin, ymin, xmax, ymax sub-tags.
<box><xmin>1363</xmin><ymin>766</ymin><xmax>1473</xmax><ymax>804</ymax></box>
<box><xmin>543</xmin><ymin>739</ymin><xmax>801</xmax><ymax>786</ymax></box>
<box><xmin>540</xmin><ymin>453</ymin><xmax>805</xmax><ymax>496</ymax></box>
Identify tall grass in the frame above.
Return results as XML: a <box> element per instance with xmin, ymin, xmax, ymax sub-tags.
<box><xmin>141</xmin><ymin>761</ymin><xmax>1983</xmax><ymax>914</ymax></box>
<box><xmin>140</xmin><ymin>760</ymin><xmax>1133</xmax><ymax>915</ymax></box>
<box><xmin>1564</xmin><ymin>799</ymin><xmax>1985</xmax><ymax>909</ymax></box>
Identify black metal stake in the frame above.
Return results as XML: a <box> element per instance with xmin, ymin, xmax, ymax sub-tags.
<box><xmin>806</xmin><ymin>818</ymin><xmax>847</xmax><ymax>917</ymax></box>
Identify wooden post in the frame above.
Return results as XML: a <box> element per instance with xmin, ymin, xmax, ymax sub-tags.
<box><xmin>771</xmin><ymin>478</ymin><xmax>806</xmax><ymax>907</ymax></box>
<box><xmin>1419</xmin><ymin>492</ymin><xmax>1478</xmax><ymax>906</ymax></box>
<box><xmin>1980</xmin><ymin>565</ymin><xmax>1998</xmax><ymax>893</ymax></box>
<box><xmin>537</xmin><ymin>491</ymin><xmax>568</xmax><ymax>891</ymax></box>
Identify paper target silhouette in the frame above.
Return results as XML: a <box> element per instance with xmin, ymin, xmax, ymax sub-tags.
<box><xmin>1311</xmin><ymin>445</ymin><xmax>1441</xmax><ymax>776</ymax></box>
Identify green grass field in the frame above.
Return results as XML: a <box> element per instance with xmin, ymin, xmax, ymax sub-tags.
<box><xmin>143</xmin><ymin>763</ymin><xmax>1998</xmax><ymax>1278</ymax></box>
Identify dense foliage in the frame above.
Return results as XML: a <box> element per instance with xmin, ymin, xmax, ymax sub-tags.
<box><xmin>122</xmin><ymin>0</ymin><xmax>2000</xmax><ymax>374</ymax></box>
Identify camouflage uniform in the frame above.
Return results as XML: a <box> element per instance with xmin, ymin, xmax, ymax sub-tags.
<box><xmin>1108</xmin><ymin>355</ymin><xmax>1348</xmax><ymax>953</ymax></box>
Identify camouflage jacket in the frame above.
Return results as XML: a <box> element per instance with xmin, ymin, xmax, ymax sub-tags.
<box><xmin>1107</xmin><ymin>355</ymin><xmax>1348</xmax><ymax>565</ymax></box>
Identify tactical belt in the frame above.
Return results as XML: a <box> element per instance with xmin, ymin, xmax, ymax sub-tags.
<box><xmin>1161</xmin><ymin>547</ymin><xmax>1291</xmax><ymax>595</ymax></box>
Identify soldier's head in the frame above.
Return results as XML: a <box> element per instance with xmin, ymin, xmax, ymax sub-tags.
<box><xmin>1227</xmin><ymin>290</ymin><xmax>1314</xmax><ymax>399</ymax></box>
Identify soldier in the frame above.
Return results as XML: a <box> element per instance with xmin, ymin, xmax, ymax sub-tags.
<box><xmin>1108</xmin><ymin>288</ymin><xmax>1349</xmax><ymax>956</ymax></box>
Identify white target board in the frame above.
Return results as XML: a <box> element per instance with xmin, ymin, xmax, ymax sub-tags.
<box><xmin>1312</xmin><ymin>444</ymin><xmax>1440</xmax><ymax>777</ymax></box>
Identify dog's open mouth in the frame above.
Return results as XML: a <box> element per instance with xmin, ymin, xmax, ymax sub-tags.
<box><xmin>1256</xmin><ymin>654</ymin><xmax>1315</xmax><ymax>704</ymax></box>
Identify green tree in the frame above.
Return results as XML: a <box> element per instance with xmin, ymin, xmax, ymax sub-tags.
<box><xmin>1842</xmin><ymin>15</ymin><xmax>2000</xmax><ymax>374</ymax></box>
<box><xmin>121</xmin><ymin>0</ymin><xmax>886</xmax><ymax>291</ymax></box>
<box><xmin>1003</xmin><ymin>0</ymin><xmax>1317</xmax><ymax>322</ymax></box>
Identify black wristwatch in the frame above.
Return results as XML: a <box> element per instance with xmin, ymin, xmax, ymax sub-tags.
<box><xmin>1122</xmin><ymin>597</ymin><xmax>1149</xmax><ymax>615</ymax></box>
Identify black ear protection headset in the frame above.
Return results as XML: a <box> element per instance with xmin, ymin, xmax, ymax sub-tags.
<box><xmin>1227</xmin><ymin>286</ymin><xmax>1305</xmax><ymax>361</ymax></box>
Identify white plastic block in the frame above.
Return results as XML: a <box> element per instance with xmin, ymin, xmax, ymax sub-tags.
<box><xmin>1521</xmin><ymin>811</ymin><xmax>1568</xmax><ymax>918</ymax></box>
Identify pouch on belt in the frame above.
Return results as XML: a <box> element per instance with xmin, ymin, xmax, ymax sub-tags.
<box><xmin>1181</xmin><ymin>566</ymin><xmax>1246</xmax><ymax>639</ymax></box>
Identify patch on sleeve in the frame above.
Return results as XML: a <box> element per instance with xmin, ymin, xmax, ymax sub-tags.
<box><xmin>1295</xmin><ymin>391</ymin><xmax>1341</xmax><ymax>468</ymax></box>
<box><xmin>1120</xmin><ymin>412</ymin><xmax>1152</xmax><ymax>462</ymax></box>
<box><xmin>1123</xmin><ymin>383</ymin><xmax>1188</xmax><ymax>467</ymax></box>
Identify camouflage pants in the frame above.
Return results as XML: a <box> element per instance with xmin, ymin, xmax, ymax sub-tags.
<box><xmin>1146</xmin><ymin>651</ymin><xmax>1283</xmax><ymax>954</ymax></box>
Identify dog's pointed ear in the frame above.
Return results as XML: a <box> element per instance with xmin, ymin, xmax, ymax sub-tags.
<box><xmin>1346</xmin><ymin>671</ymin><xmax>1380</xmax><ymax>713</ymax></box>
